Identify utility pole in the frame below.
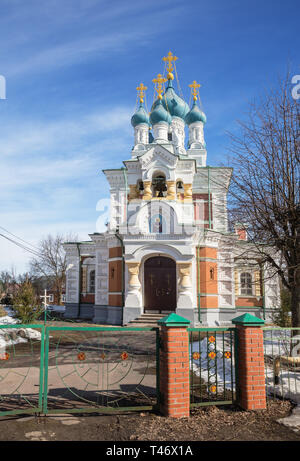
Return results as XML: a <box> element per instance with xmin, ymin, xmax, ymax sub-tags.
<box><xmin>40</xmin><ymin>289</ymin><xmax>52</xmax><ymax>324</ymax></box>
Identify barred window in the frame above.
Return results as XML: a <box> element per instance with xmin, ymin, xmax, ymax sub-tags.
<box><xmin>240</xmin><ymin>272</ymin><xmax>252</xmax><ymax>296</ymax></box>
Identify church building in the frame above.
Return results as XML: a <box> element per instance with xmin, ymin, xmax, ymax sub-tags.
<box><xmin>63</xmin><ymin>52</ymin><xmax>279</xmax><ymax>326</ymax></box>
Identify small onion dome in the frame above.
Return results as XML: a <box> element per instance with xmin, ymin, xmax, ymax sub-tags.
<box><xmin>150</xmin><ymin>98</ymin><xmax>172</xmax><ymax>126</ymax></box>
<box><xmin>131</xmin><ymin>102</ymin><xmax>150</xmax><ymax>128</ymax></box>
<box><xmin>185</xmin><ymin>101</ymin><xmax>207</xmax><ymax>125</ymax></box>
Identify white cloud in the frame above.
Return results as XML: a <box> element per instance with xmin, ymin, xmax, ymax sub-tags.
<box><xmin>0</xmin><ymin>105</ymin><xmax>133</xmax><ymax>272</ymax></box>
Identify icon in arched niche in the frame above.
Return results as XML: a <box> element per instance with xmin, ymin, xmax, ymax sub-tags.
<box><xmin>149</xmin><ymin>213</ymin><xmax>165</xmax><ymax>233</ymax></box>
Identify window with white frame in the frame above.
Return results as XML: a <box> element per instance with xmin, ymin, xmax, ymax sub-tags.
<box><xmin>240</xmin><ymin>272</ymin><xmax>252</xmax><ymax>296</ymax></box>
<box><xmin>48</xmin><ymin>294</ymin><xmax>54</xmax><ymax>303</ymax></box>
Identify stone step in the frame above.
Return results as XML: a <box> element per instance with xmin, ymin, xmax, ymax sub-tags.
<box><xmin>125</xmin><ymin>313</ymin><xmax>169</xmax><ymax>327</ymax></box>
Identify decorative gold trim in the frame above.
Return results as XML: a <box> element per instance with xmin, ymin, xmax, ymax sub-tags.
<box><xmin>183</xmin><ymin>183</ymin><xmax>193</xmax><ymax>201</ymax></box>
<box><xmin>128</xmin><ymin>184</ymin><xmax>139</xmax><ymax>201</ymax></box>
<box><xmin>126</xmin><ymin>262</ymin><xmax>140</xmax><ymax>286</ymax></box>
<box><xmin>166</xmin><ymin>180</ymin><xmax>176</xmax><ymax>200</ymax></box>
<box><xmin>142</xmin><ymin>181</ymin><xmax>152</xmax><ymax>200</ymax></box>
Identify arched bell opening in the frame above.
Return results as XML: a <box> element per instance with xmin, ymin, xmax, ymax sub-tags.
<box><xmin>152</xmin><ymin>171</ymin><xmax>167</xmax><ymax>198</ymax></box>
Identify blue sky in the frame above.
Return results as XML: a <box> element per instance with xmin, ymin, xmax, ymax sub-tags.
<box><xmin>0</xmin><ymin>0</ymin><xmax>299</xmax><ymax>273</ymax></box>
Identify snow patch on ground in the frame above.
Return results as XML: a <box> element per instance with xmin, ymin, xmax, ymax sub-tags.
<box><xmin>190</xmin><ymin>331</ymin><xmax>300</xmax><ymax>404</ymax></box>
<box><xmin>190</xmin><ymin>335</ymin><xmax>235</xmax><ymax>392</ymax></box>
<box><xmin>0</xmin><ymin>314</ymin><xmax>42</xmax><ymax>356</ymax></box>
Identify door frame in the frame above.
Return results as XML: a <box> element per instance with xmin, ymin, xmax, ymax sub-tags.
<box><xmin>143</xmin><ymin>255</ymin><xmax>177</xmax><ymax>313</ymax></box>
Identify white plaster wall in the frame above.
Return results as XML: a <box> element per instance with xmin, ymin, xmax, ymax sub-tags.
<box><xmin>65</xmin><ymin>252</ymin><xmax>80</xmax><ymax>304</ymax></box>
<box><xmin>95</xmin><ymin>246</ymin><xmax>109</xmax><ymax>305</ymax></box>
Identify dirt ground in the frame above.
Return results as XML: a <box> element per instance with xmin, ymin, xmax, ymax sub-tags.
<box><xmin>0</xmin><ymin>399</ymin><xmax>299</xmax><ymax>442</ymax></box>
<box><xmin>1</xmin><ymin>315</ymin><xmax>299</xmax><ymax>442</ymax></box>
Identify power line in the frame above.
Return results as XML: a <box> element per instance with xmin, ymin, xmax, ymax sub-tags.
<box><xmin>0</xmin><ymin>233</ymin><xmax>42</xmax><ymax>258</ymax></box>
<box><xmin>0</xmin><ymin>225</ymin><xmax>40</xmax><ymax>251</ymax></box>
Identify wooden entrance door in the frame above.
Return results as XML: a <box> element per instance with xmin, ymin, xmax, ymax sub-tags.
<box><xmin>144</xmin><ymin>256</ymin><xmax>176</xmax><ymax>312</ymax></box>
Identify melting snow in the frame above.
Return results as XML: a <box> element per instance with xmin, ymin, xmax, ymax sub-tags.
<box><xmin>0</xmin><ymin>313</ymin><xmax>42</xmax><ymax>355</ymax></box>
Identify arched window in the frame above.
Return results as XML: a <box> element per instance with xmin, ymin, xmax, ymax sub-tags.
<box><xmin>89</xmin><ymin>270</ymin><xmax>95</xmax><ymax>293</ymax></box>
<box><xmin>240</xmin><ymin>272</ymin><xmax>252</xmax><ymax>296</ymax></box>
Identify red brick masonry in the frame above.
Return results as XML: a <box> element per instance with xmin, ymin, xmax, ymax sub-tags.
<box><xmin>159</xmin><ymin>326</ymin><xmax>190</xmax><ymax>418</ymax></box>
<box><xmin>236</xmin><ymin>325</ymin><xmax>267</xmax><ymax>410</ymax></box>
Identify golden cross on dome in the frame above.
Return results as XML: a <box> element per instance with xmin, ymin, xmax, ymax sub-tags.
<box><xmin>162</xmin><ymin>51</ymin><xmax>178</xmax><ymax>80</ymax></box>
<box><xmin>136</xmin><ymin>82</ymin><xmax>147</xmax><ymax>103</ymax></box>
<box><xmin>152</xmin><ymin>73</ymin><xmax>167</xmax><ymax>100</ymax></box>
<box><xmin>189</xmin><ymin>80</ymin><xmax>201</xmax><ymax>101</ymax></box>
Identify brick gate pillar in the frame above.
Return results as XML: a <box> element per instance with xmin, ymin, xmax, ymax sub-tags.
<box><xmin>232</xmin><ymin>313</ymin><xmax>266</xmax><ymax>410</ymax></box>
<box><xmin>158</xmin><ymin>313</ymin><xmax>190</xmax><ymax>418</ymax></box>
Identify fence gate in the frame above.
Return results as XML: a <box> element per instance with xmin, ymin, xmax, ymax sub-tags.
<box><xmin>0</xmin><ymin>324</ymin><xmax>44</xmax><ymax>416</ymax></box>
<box><xmin>188</xmin><ymin>328</ymin><xmax>236</xmax><ymax>407</ymax></box>
<box><xmin>42</xmin><ymin>326</ymin><xmax>160</xmax><ymax>414</ymax></box>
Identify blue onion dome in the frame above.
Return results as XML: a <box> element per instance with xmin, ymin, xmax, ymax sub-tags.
<box><xmin>150</xmin><ymin>98</ymin><xmax>172</xmax><ymax>126</ymax></box>
<box><xmin>151</xmin><ymin>79</ymin><xmax>190</xmax><ymax>121</ymax></box>
<box><xmin>131</xmin><ymin>102</ymin><xmax>150</xmax><ymax>128</ymax></box>
<box><xmin>185</xmin><ymin>100</ymin><xmax>207</xmax><ymax>125</ymax></box>
<box><xmin>163</xmin><ymin>79</ymin><xmax>190</xmax><ymax>120</ymax></box>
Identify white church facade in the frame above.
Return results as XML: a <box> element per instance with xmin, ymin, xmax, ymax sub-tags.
<box><xmin>63</xmin><ymin>52</ymin><xmax>280</xmax><ymax>326</ymax></box>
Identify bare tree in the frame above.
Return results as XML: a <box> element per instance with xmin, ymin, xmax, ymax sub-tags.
<box><xmin>227</xmin><ymin>70</ymin><xmax>300</xmax><ymax>326</ymax></box>
<box><xmin>30</xmin><ymin>233</ymin><xmax>77</xmax><ymax>305</ymax></box>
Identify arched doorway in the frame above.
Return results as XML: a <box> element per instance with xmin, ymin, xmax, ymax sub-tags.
<box><xmin>144</xmin><ymin>256</ymin><xmax>176</xmax><ymax>312</ymax></box>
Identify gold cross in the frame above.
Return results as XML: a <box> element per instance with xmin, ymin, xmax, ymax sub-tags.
<box><xmin>152</xmin><ymin>73</ymin><xmax>167</xmax><ymax>100</ymax></box>
<box><xmin>189</xmin><ymin>80</ymin><xmax>201</xmax><ymax>101</ymax></box>
<box><xmin>162</xmin><ymin>51</ymin><xmax>178</xmax><ymax>80</ymax></box>
<box><xmin>162</xmin><ymin>51</ymin><xmax>178</xmax><ymax>72</ymax></box>
<box><xmin>136</xmin><ymin>82</ymin><xmax>147</xmax><ymax>103</ymax></box>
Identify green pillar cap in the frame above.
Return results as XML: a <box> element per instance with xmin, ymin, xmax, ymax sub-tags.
<box><xmin>232</xmin><ymin>313</ymin><xmax>265</xmax><ymax>325</ymax></box>
<box><xmin>158</xmin><ymin>313</ymin><xmax>191</xmax><ymax>326</ymax></box>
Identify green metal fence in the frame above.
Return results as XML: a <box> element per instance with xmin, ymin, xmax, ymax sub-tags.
<box><xmin>0</xmin><ymin>324</ymin><xmax>160</xmax><ymax>416</ymax></box>
<box><xmin>188</xmin><ymin>328</ymin><xmax>236</xmax><ymax>407</ymax></box>
<box><xmin>263</xmin><ymin>327</ymin><xmax>300</xmax><ymax>403</ymax></box>
<box><xmin>0</xmin><ymin>324</ymin><xmax>44</xmax><ymax>416</ymax></box>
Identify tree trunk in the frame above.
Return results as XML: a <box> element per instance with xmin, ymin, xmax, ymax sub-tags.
<box><xmin>291</xmin><ymin>270</ymin><xmax>300</xmax><ymax>330</ymax></box>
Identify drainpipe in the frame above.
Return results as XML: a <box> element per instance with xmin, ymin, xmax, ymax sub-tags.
<box><xmin>262</xmin><ymin>265</ymin><xmax>266</xmax><ymax>320</ymax></box>
<box><xmin>197</xmin><ymin>246</ymin><xmax>202</xmax><ymax>323</ymax></box>
<box><xmin>76</xmin><ymin>243</ymin><xmax>81</xmax><ymax>319</ymax></box>
<box><xmin>121</xmin><ymin>167</ymin><xmax>128</xmax><ymax>224</ymax></box>
<box><xmin>207</xmin><ymin>166</ymin><xmax>211</xmax><ymax>229</ymax></box>
<box><xmin>115</xmin><ymin>228</ymin><xmax>125</xmax><ymax>325</ymax></box>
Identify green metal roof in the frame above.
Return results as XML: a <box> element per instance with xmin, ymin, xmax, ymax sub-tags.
<box><xmin>158</xmin><ymin>312</ymin><xmax>191</xmax><ymax>326</ymax></box>
<box><xmin>232</xmin><ymin>313</ymin><xmax>265</xmax><ymax>325</ymax></box>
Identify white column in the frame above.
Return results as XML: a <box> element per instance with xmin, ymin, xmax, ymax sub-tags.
<box><xmin>125</xmin><ymin>262</ymin><xmax>142</xmax><ymax>308</ymax></box>
<box><xmin>177</xmin><ymin>262</ymin><xmax>193</xmax><ymax>309</ymax></box>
